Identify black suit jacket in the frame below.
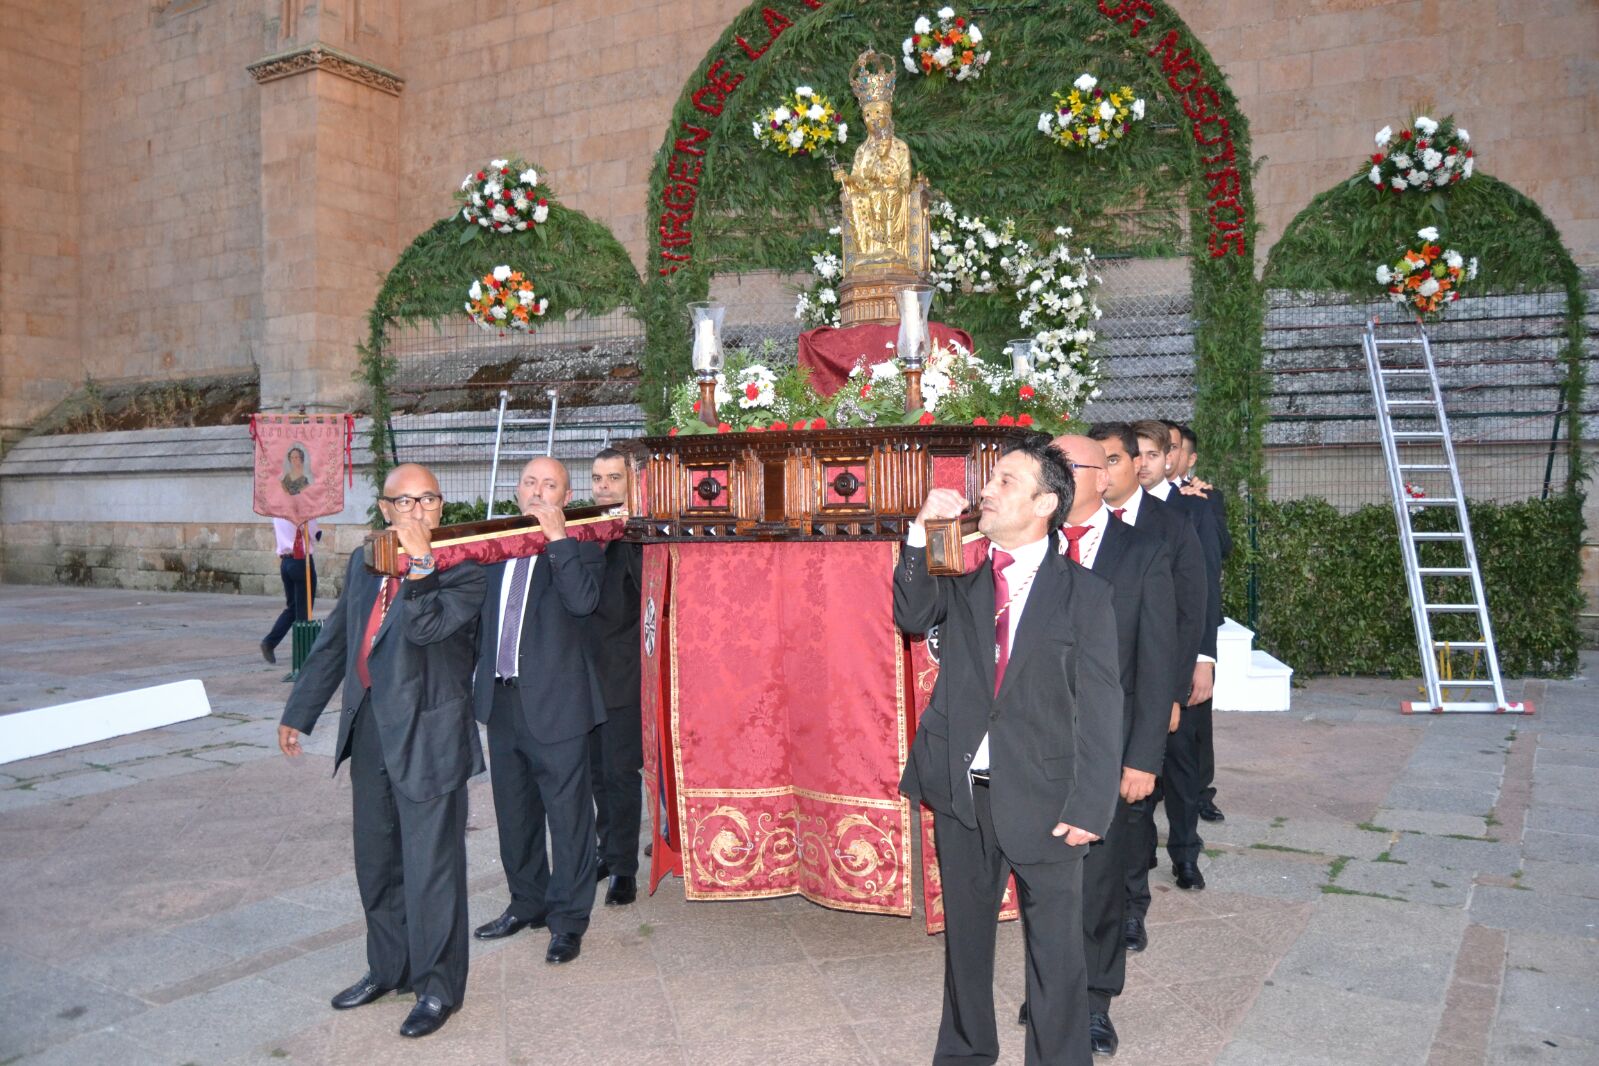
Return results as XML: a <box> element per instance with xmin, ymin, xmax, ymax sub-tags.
<box><xmin>1191</xmin><ymin>479</ymin><xmax>1233</xmax><ymax>561</ymax></box>
<box><xmin>1160</xmin><ymin>486</ymin><xmax>1224</xmax><ymax>659</ymax></box>
<box><xmin>1076</xmin><ymin>518</ymin><xmax>1178</xmax><ymax>776</ymax></box>
<box><xmin>895</xmin><ymin>542</ymin><xmax>1123</xmax><ymax>864</ymax></box>
<box><xmin>592</xmin><ymin>541</ymin><xmax>643</xmax><ymax>710</ymax></box>
<box><xmin>471</xmin><ymin>537</ymin><xmax>607</xmax><ymax>744</ymax></box>
<box><xmin>1128</xmin><ymin>493</ymin><xmax>1209</xmax><ymax>698</ymax></box>
<box><xmin>281</xmin><ymin>550</ymin><xmax>487</xmax><ymax>803</ymax></box>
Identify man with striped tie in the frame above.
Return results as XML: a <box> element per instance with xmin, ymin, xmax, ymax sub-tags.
<box><xmin>470</xmin><ymin>457</ymin><xmax>607</xmax><ymax>966</ymax></box>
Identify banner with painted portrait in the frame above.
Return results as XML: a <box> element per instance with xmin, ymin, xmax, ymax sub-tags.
<box><xmin>249</xmin><ymin>414</ymin><xmax>355</xmax><ymax>525</ymax></box>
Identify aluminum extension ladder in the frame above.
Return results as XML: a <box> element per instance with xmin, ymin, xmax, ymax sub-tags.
<box><xmin>1361</xmin><ymin>319</ymin><xmax>1530</xmax><ymax>714</ymax></box>
<box><xmin>485</xmin><ymin>388</ymin><xmax>561</xmax><ymax>516</ymax></box>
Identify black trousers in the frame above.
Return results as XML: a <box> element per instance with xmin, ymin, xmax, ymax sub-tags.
<box><xmin>1124</xmin><ymin>792</ymin><xmax>1156</xmax><ymax>922</ymax></box>
<box><xmin>1162</xmin><ymin>698</ymin><xmax>1210</xmax><ymax>865</ymax></box>
<box><xmin>933</xmin><ymin>783</ymin><xmax>1091</xmax><ymax>1066</ymax></box>
<box><xmin>349</xmin><ymin>695</ymin><xmax>469</xmax><ymax>1008</ymax></box>
<box><xmin>590</xmin><ymin>701</ymin><xmax>644</xmax><ymax>877</ymax></box>
<box><xmin>487</xmin><ymin>683</ymin><xmax>597</xmax><ymax>935</ymax></box>
<box><xmin>1199</xmin><ymin>702</ymin><xmax>1218</xmax><ymax>806</ymax></box>
<box><xmin>1082</xmin><ymin>797</ymin><xmax>1140</xmax><ymax>1013</ymax></box>
<box><xmin>264</xmin><ymin>554</ymin><xmax>316</xmax><ymax>649</ymax></box>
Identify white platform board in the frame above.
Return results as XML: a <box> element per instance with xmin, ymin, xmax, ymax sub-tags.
<box><xmin>0</xmin><ymin>680</ymin><xmax>211</xmax><ymax>765</ymax></box>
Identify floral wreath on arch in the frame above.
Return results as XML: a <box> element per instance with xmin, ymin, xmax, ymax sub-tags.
<box><xmin>794</xmin><ymin>200</ymin><xmax>1104</xmax><ymax>414</ymax></box>
<box><xmin>456</xmin><ymin>156</ymin><xmax>549</xmax><ymax>236</ymax></box>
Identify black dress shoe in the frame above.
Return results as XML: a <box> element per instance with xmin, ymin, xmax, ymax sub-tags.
<box><xmin>1017</xmin><ymin>1000</ymin><xmax>1030</xmax><ymax>1026</ymax></box>
<box><xmin>604</xmin><ymin>875</ymin><xmax>638</xmax><ymax>906</ymax></box>
<box><xmin>260</xmin><ymin>640</ymin><xmax>276</xmax><ymax>664</ymax></box>
<box><xmin>545</xmin><ymin>931</ymin><xmax>583</xmax><ymax>964</ymax></box>
<box><xmin>473</xmin><ymin>912</ymin><xmax>545</xmax><ymax>940</ymax></box>
<box><xmin>1198</xmin><ymin>800</ymin><xmax>1225</xmax><ymax>822</ymax></box>
<box><xmin>1089</xmin><ymin>1011</ymin><xmax>1119</xmax><ymax>1056</ymax></box>
<box><xmin>1174</xmin><ymin>861</ymin><xmax>1206</xmax><ymax>890</ymax></box>
<box><xmin>596</xmin><ymin>859</ymin><xmax>611</xmax><ymax>882</ymax></box>
<box><xmin>1123</xmin><ymin>915</ymin><xmax>1148</xmax><ymax>953</ymax></box>
<box><xmin>330</xmin><ymin>972</ymin><xmax>402</xmax><ymax>1010</ymax></box>
<box><xmin>399</xmin><ymin>995</ymin><xmax>451</xmax><ymax>1038</ymax></box>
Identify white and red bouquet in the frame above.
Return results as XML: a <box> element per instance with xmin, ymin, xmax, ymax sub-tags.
<box><xmin>457</xmin><ymin>156</ymin><xmax>550</xmax><ymax>234</ymax></box>
<box><xmin>1369</xmin><ymin>117</ymin><xmax>1474</xmax><ymax>194</ymax></box>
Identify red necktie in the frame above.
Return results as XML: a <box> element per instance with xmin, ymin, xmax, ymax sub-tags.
<box><xmin>1111</xmin><ymin>508</ymin><xmax>1126</xmax><ymax>522</ymax></box>
<box><xmin>1062</xmin><ymin>525</ymin><xmax>1091</xmax><ymax>564</ymax></box>
<box><xmin>992</xmin><ymin>549</ymin><xmax>1013</xmax><ymax>696</ymax></box>
<box><xmin>356</xmin><ymin>577</ymin><xmax>396</xmax><ymax>690</ymax></box>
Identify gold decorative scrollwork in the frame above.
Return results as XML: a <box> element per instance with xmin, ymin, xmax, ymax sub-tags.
<box><xmin>688</xmin><ymin>805</ymin><xmax>799</xmax><ymax>888</ymax></box>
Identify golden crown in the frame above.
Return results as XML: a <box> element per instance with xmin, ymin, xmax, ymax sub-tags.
<box><xmin>851</xmin><ymin>49</ymin><xmax>896</xmax><ymax>106</ymax></box>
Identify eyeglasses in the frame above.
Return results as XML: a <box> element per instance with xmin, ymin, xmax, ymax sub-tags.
<box><xmin>380</xmin><ymin>493</ymin><xmax>444</xmax><ymax>512</ymax></box>
<box><xmin>1068</xmin><ymin>462</ymin><xmax>1105</xmax><ymax>472</ymax></box>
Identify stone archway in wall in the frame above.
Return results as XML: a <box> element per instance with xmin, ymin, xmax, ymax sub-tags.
<box><xmin>638</xmin><ymin>0</ymin><xmax>1264</xmax><ymax>495</ymax></box>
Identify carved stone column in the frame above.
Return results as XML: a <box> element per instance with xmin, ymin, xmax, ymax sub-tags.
<box><xmin>248</xmin><ymin>3</ymin><xmax>403</xmax><ymax>411</ymax></box>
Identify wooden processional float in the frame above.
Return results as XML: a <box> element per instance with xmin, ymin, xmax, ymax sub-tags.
<box><xmin>362</xmin><ymin>504</ymin><xmax>629</xmax><ymax>576</ymax></box>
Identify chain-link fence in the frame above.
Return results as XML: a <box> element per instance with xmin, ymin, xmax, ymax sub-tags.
<box><xmin>383</xmin><ymin>312</ymin><xmax>646</xmax><ymax>509</ymax></box>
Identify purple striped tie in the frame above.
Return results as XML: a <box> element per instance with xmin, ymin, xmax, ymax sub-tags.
<box><xmin>496</xmin><ymin>556</ymin><xmax>532</xmax><ymax>678</ymax></box>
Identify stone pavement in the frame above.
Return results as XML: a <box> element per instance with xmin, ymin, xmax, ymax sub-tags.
<box><xmin>0</xmin><ymin>583</ymin><xmax>1595</xmax><ymax>1066</ymax></box>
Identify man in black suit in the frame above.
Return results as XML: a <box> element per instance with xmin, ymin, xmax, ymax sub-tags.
<box><xmin>471</xmin><ymin>457</ymin><xmax>606</xmax><ymax>964</ymax></box>
<box><xmin>1047</xmin><ymin>433</ymin><xmax>1178</xmax><ymax>1057</ymax></box>
<box><xmin>1087</xmin><ymin>423</ymin><xmax>1207</xmax><ymax>946</ymax></box>
<box><xmin>1132</xmin><ymin>420</ymin><xmax>1221</xmax><ymax>893</ymax></box>
<box><xmin>897</xmin><ymin>433</ymin><xmax>1122</xmax><ymax>1066</ymax></box>
<box><xmin>278</xmin><ymin>463</ymin><xmax>484</xmax><ymax>1039</ymax></box>
<box><xmin>588</xmin><ymin>446</ymin><xmax>644</xmax><ymax>907</ymax></box>
<box><xmin>1170</xmin><ymin>422</ymin><xmax>1229</xmax><ymax>824</ymax></box>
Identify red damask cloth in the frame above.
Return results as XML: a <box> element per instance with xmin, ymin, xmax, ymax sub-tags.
<box><xmin>797</xmin><ymin>322</ymin><xmax>976</xmax><ymax>397</ymax></box>
<box><xmin>642</xmin><ymin>541</ymin><xmax>914</xmax><ymax>915</ymax></box>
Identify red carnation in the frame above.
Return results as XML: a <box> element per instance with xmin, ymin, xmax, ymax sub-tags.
<box><xmin>745</xmin><ymin>383</ymin><xmax>760</xmax><ymax>401</ymax></box>
<box><xmin>918</xmin><ymin>411</ymin><xmax>935</xmax><ymax>426</ymax></box>
<box><xmin>770</xmin><ymin>420</ymin><xmax>788</xmax><ymax>431</ymax></box>
<box><xmin>810</xmin><ymin>417</ymin><xmax>828</xmax><ymax>430</ymax></box>
<box><xmin>500</xmin><ymin>167</ymin><xmax>508</xmax><ymax>174</ymax></box>
<box><xmin>717</xmin><ymin>422</ymin><xmax>731</xmax><ymax>433</ymax></box>
<box><xmin>747</xmin><ymin>425</ymin><xmax>764</xmax><ymax>432</ymax></box>
<box><xmin>539</xmin><ymin>197</ymin><xmax>547</xmax><ymax>206</ymax></box>
<box><xmin>1018</xmin><ymin>414</ymin><xmax>1033</xmax><ymax>427</ymax></box>
<box><xmin>692</xmin><ymin>400</ymin><xmax>701</xmax><ymax>413</ymax></box>
<box><xmin>668</xmin><ymin>427</ymin><xmax>679</xmax><ymax>436</ymax></box>
<box><xmin>860</xmin><ymin>384</ymin><xmax>872</xmax><ymax>398</ymax></box>
<box><xmin>912</xmin><ymin>33</ymin><xmax>920</xmax><ymax>45</ymax></box>
<box><xmin>1446</xmin><ymin>146</ymin><xmax>1458</xmax><ymax>155</ymax></box>
<box><xmin>1417</xmin><ymin>140</ymin><xmax>1428</xmax><ymax>150</ymax></box>
<box><xmin>1399</xmin><ymin>129</ymin><xmax>1412</xmax><ymax>140</ymax></box>
<box><xmin>972</xmin><ymin>417</ymin><xmax>989</xmax><ymax>426</ymax></box>
<box><xmin>956</xmin><ymin>16</ymin><xmax>966</xmax><ymax>27</ymax></box>
<box><xmin>1019</xmin><ymin>384</ymin><xmax>1036</xmax><ymax>400</ymax></box>
<box><xmin>997</xmin><ymin>414</ymin><xmax>1016</xmax><ymax>426</ymax></box>
<box><xmin>476</xmin><ymin>170</ymin><xmax>485</xmax><ymax>180</ymax></box>
<box><xmin>1371</xmin><ymin>153</ymin><xmax>1385</xmax><ymax>164</ymax></box>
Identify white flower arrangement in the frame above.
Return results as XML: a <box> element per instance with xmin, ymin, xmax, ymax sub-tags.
<box><xmin>1369</xmin><ymin>116</ymin><xmax>1475</xmax><ymax>193</ymax></box>
<box><xmin>903</xmin><ymin>8</ymin><xmax>991</xmax><ymax>81</ymax></box>
<box><xmin>456</xmin><ymin>156</ymin><xmax>549</xmax><ymax>235</ymax></box>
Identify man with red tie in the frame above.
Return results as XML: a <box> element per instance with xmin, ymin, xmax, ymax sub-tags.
<box><xmin>897</xmin><ymin>433</ymin><xmax>1122</xmax><ymax>1066</ymax></box>
<box><xmin>278</xmin><ymin>464</ymin><xmax>485</xmax><ymax>1039</ymax></box>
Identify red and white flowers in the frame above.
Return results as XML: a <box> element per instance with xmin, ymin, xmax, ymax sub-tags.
<box><xmin>1369</xmin><ymin>117</ymin><xmax>1474</xmax><ymax>194</ymax></box>
<box><xmin>903</xmin><ymin>8</ymin><xmax>990</xmax><ymax>82</ymax></box>
<box><xmin>753</xmin><ymin>86</ymin><xmax>848</xmax><ymax>159</ymax></box>
<box><xmin>1377</xmin><ymin>227</ymin><xmax>1478</xmax><ymax>318</ymax></box>
<box><xmin>466</xmin><ymin>265</ymin><xmax>548</xmax><ymax>333</ymax></box>
<box><xmin>1039</xmin><ymin>74</ymin><xmax>1145</xmax><ymax>152</ymax></box>
<box><xmin>457</xmin><ymin>157</ymin><xmax>550</xmax><ymax>234</ymax></box>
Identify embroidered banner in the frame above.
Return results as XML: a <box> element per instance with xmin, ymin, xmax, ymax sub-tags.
<box><xmin>250</xmin><ymin>414</ymin><xmax>354</xmax><ymax>525</ymax></box>
<box><xmin>642</xmin><ymin>544</ymin><xmax>683</xmax><ymax>893</ymax></box>
<box><xmin>665</xmin><ymin>541</ymin><xmax>912</xmax><ymax>915</ymax></box>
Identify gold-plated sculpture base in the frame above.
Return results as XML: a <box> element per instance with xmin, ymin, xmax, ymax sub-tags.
<box><xmin>839</xmin><ymin>270</ymin><xmax>924</xmax><ymax>327</ymax></box>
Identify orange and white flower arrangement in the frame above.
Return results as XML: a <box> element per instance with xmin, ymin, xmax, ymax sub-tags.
<box><xmin>457</xmin><ymin>157</ymin><xmax>550</xmax><ymax>234</ymax></box>
<box><xmin>466</xmin><ymin>266</ymin><xmax>548</xmax><ymax>334</ymax></box>
<box><xmin>1377</xmin><ymin>227</ymin><xmax>1478</xmax><ymax>318</ymax></box>
<box><xmin>902</xmin><ymin>8</ymin><xmax>990</xmax><ymax>82</ymax></box>
<box><xmin>1369</xmin><ymin>116</ymin><xmax>1474</xmax><ymax>194</ymax></box>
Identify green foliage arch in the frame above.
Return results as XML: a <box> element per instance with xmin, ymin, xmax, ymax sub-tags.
<box><xmin>640</xmin><ymin>0</ymin><xmax>1264</xmax><ymax>500</ymax></box>
<box><xmin>358</xmin><ymin>188</ymin><xmax>642</xmax><ymax>497</ymax></box>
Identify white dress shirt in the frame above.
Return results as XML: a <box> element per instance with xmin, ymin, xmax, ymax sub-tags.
<box><xmin>970</xmin><ymin>533</ymin><xmax>1050</xmax><ymax>773</ymax></box>
<box><xmin>1056</xmin><ymin>504</ymin><xmax>1111</xmax><ymax>570</ymax></box>
<box><xmin>1111</xmin><ymin>486</ymin><xmax>1146</xmax><ymax>527</ymax></box>
<box><xmin>1147</xmin><ymin>478</ymin><xmax>1172</xmax><ymax>502</ymax></box>
<box><xmin>495</xmin><ymin>556</ymin><xmax>540</xmax><ymax>678</ymax></box>
<box><xmin>272</xmin><ymin>517</ymin><xmax>320</xmax><ymax>556</ymax></box>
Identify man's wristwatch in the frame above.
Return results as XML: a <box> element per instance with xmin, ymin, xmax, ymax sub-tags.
<box><xmin>408</xmin><ymin>552</ymin><xmax>436</xmax><ymax>577</ymax></box>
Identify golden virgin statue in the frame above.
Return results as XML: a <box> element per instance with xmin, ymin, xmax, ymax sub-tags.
<box><xmin>833</xmin><ymin>49</ymin><xmax>931</xmax><ymax>326</ymax></box>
